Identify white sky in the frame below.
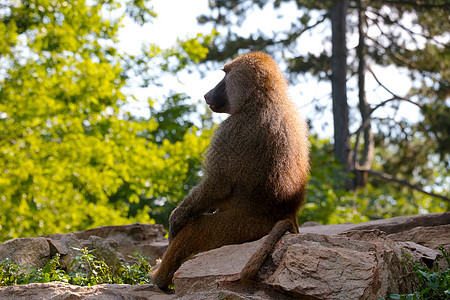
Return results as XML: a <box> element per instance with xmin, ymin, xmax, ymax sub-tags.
<box><xmin>117</xmin><ymin>0</ymin><xmax>420</xmax><ymax>137</ymax></box>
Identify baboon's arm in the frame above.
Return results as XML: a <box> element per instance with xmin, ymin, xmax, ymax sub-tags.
<box><xmin>168</xmin><ymin>178</ymin><xmax>232</xmax><ymax>241</ymax></box>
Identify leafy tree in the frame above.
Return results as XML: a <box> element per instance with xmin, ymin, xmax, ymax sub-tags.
<box><xmin>0</xmin><ymin>0</ymin><xmax>213</xmax><ymax>241</ymax></box>
<box><xmin>197</xmin><ymin>0</ymin><xmax>449</xmax><ymax>221</ymax></box>
<box><xmin>300</xmin><ymin>136</ymin><xmax>368</xmax><ymax>225</ymax></box>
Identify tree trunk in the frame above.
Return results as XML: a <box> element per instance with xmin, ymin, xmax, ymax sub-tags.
<box><xmin>354</xmin><ymin>0</ymin><xmax>374</xmax><ymax>188</ymax></box>
<box><xmin>330</xmin><ymin>0</ymin><xmax>352</xmax><ymax>189</ymax></box>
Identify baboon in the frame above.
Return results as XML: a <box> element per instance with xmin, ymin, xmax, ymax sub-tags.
<box><xmin>151</xmin><ymin>52</ymin><xmax>310</xmax><ymax>290</ymax></box>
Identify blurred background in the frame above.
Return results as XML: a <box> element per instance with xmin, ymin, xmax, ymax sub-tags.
<box><xmin>0</xmin><ymin>0</ymin><xmax>448</xmax><ymax>242</ymax></box>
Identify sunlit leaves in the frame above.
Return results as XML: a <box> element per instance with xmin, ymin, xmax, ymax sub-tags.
<box><xmin>0</xmin><ymin>0</ymin><xmax>213</xmax><ymax>241</ymax></box>
<box><xmin>179</xmin><ymin>31</ymin><xmax>218</xmax><ymax>63</ymax></box>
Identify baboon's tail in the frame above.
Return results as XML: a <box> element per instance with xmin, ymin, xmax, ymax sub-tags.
<box><xmin>240</xmin><ymin>219</ymin><xmax>296</xmax><ymax>281</ymax></box>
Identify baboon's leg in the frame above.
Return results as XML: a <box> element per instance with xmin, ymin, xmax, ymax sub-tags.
<box><xmin>151</xmin><ymin>210</ymin><xmax>275</xmax><ymax>290</ymax></box>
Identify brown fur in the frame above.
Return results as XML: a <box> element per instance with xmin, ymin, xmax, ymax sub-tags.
<box><xmin>151</xmin><ymin>52</ymin><xmax>310</xmax><ymax>290</ymax></box>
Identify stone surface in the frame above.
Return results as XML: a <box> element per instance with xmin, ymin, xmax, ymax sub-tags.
<box><xmin>0</xmin><ymin>282</ymin><xmax>175</xmax><ymax>300</ymax></box>
<box><xmin>173</xmin><ymin>238</ymin><xmax>266</xmax><ymax>297</ymax></box>
<box><xmin>265</xmin><ymin>234</ymin><xmax>379</xmax><ymax>299</ymax></box>
<box><xmin>0</xmin><ymin>237</ymin><xmax>51</xmax><ymax>270</ymax></box>
<box><xmin>298</xmin><ymin>212</ymin><xmax>450</xmax><ymax>235</ymax></box>
<box><xmin>262</xmin><ymin>231</ymin><xmax>435</xmax><ymax>299</ymax></box>
<box><xmin>0</xmin><ymin>223</ymin><xmax>167</xmax><ymax>275</ymax></box>
<box><xmin>174</xmin><ymin>213</ymin><xmax>450</xmax><ymax>299</ymax></box>
<box><xmin>1</xmin><ymin>213</ymin><xmax>449</xmax><ymax>299</ymax></box>
<box><xmin>45</xmin><ymin>223</ymin><xmax>168</xmax><ymax>265</ymax></box>
<box><xmin>388</xmin><ymin>224</ymin><xmax>450</xmax><ymax>250</ymax></box>
<box><xmin>174</xmin><ymin>231</ymin><xmax>414</xmax><ymax>299</ymax></box>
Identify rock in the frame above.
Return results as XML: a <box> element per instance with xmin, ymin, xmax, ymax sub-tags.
<box><xmin>388</xmin><ymin>224</ymin><xmax>450</xmax><ymax>250</ymax></box>
<box><xmin>45</xmin><ymin>223</ymin><xmax>168</xmax><ymax>265</ymax></box>
<box><xmin>267</xmin><ymin>233</ymin><xmax>378</xmax><ymax>298</ymax></box>
<box><xmin>1</xmin><ymin>213</ymin><xmax>449</xmax><ymax>299</ymax></box>
<box><xmin>84</xmin><ymin>236</ymin><xmax>125</xmax><ymax>270</ymax></box>
<box><xmin>269</xmin><ymin>240</ymin><xmax>376</xmax><ymax>298</ymax></box>
<box><xmin>49</xmin><ymin>233</ymin><xmax>84</xmax><ymax>271</ymax></box>
<box><xmin>0</xmin><ymin>223</ymin><xmax>167</xmax><ymax>275</ymax></box>
<box><xmin>299</xmin><ymin>221</ymin><xmax>322</xmax><ymax>227</ymax></box>
<box><xmin>298</xmin><ymin>212</ymin><xmax>450</xmax><ymax>235</ymax></box>
<box><xmin>175</xmin><ymin>232</ymin><xmax>407</xmax><ymax>299</ymax></box>
<box><xmin>0</xmin><ymin>237</ymin><xmax>51</xmax><ymax>270</ymax></box>
<box><xmin>173</xmin><ymin>238</ymin><xmax>265</xmax><ymax>296</ymax></box>
<box><xmin>174</xmin><ymin>213</ymin><xmax>450</xmax><ymax>299</ymax></box>
<box><xmin>0</xmin><ymin>282</ymin><xmax>175</xmax><ymax>300</ymax></box>
<box><xmin>173</xmin><ymin>238</ymin><xmax>298</xmax><ymax>299</ymax></box>
<box><xmin>263</xmin><ymin>231</ymin><xmax>429</xmax><ymax>299</ymax></box>
<box><xmin>388</xmin><ymin>225</ymin><xmax>450</xmax><ymax>271</ymax></box>
<box><xmin>0</xmin><ymin>224</ymin><xmax>171</xmax><ymax>299</ymax></box>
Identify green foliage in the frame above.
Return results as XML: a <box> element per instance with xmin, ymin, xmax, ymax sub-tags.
<box><xmin>0</xmin><ymin>249</ymin><xmax>154</xmax><ymax>287</ymax></box>
<box><xmin>0</xmin><ymin>0</ymin><xmax>215</xmax><ymax>241</ymax></box>
<box><xmin>300</xmin><ymin>136</ymin><xmax>369</xmax><ymax>225</ymax></box>
<box><xmin>123</xmin><ymin>31</ymin><xmax>217</xmax><ymax>85</ymax></box>
<box><xmin>148</xmin><ymin>93</ymin><xmax>199</xmax><ymax>144</ymax></box>
<box><xmin>0</xmin><ymin>254</ymin><xmax>69</xmax><ymax>286</ymax></box>
<box><xmin>69</xmin><ymin>248</ymin><xmax>155</xmax><ymax>285</ymax></box>
<box><xmin>69</xmin><ymin>248</ymin><xmax>116</xmax><ymax>286</ymax></box>
<box><xmin>119</xmin><ymin>251</ymin><xmax>153</xmax><ymax>285</ymax></box>
<box><xmin>380</xmin><ymin>247</ymin><xmax>450</xmax><ymax>300</ymax></box>
<box><xmin>301</xmin><ymin>136</ymin><xmax>446</xmax><ymax>225</ymax></box>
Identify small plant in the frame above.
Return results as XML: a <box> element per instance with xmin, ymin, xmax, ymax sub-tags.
<box><xmin>0</xmin><ymin>254</ymin><xmax>70</xmax><ymax>286</ymax></box>
<box><xmin>69</xmin><ymin>247</ymin><xmax>117</xmax><ymax>286</ymax></box>
<box><xmin>0</xmin><ymin>258</ymin><xmax>28</xmax><ymax>286</ymax></box>
<box><xmin>0</xmin><ymin>249</ymin><xmax>153</xmax><ymax>287</ymax></box>
<box><xmin>381</xmin><ymin>246</ymin><xmax>450</xmax><ymax>300</ymax></box>
<box><xmin>117</xmin><ymin>252</ymin><xmax>153</xmax><ymax>285</ymax></box>
<box><xmin>30</xmin><ymin>253</ymin><xmax>70</xmax><ymax>284</ymax></box>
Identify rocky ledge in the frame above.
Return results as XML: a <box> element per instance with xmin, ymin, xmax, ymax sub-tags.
<box><xmin>0</xmin><ymin>212</ymin><xmax>449</xmax><ymax>299</ymax></box>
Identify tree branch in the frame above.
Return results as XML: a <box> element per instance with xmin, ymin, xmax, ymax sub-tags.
<box><xmin>367</xmin><ymin>67</ymin><xmax>423</xmax><ymax>110</ymax></box>
<box><xmin>365</xmin><ymin>9</ymin><xmax>448</xmax><ymax>48</ymax></box>
<box><xmin>356</xmin><ymin>167</ymin><xmax>450</xmax><ymax>202</ymax></box>
<box><xmin>280</xmin><ymin>14</ymin><xmax>328</xmax><ymax>45</ymax></box>
<box><xmin>383</xmin><ymin>0</ymin><xmax>450</xmax><ymax>9</ymax></box>
<box><xmin>350</xmin><ymin>93</ymin><xmax>421</xmax><ymax>139</ymax></box>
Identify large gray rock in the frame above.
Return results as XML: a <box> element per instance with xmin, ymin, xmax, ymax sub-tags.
<box><xmin>45</xmin><ymin>223</ymin><xmax>168</xmax><ymax>265</ymax></box>
<box><xmin>173</xmin><ymin>231</ymin><xmax>422</xmax><ymax>299</ymax></box>
<box><xmin>173</xmin><ymin>238</ymin><xmax>278</xmax><ymax>299</ymax></box>
<box><xmin>263</xmin><ymin>231</ymin><xmax>421</xmax><ymax>299</ymax></box>
<box><xmin>0</xmin><ymin>223</ymin><xmax>170</xmax><ymax>299</ymax></box>
<box><xmin>0</xmin><ymin>237</ymin><xmax>51</xmax><ymax>270</ymax></box>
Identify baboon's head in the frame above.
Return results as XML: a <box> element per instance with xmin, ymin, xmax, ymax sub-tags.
<box><xmin>204</xmin><ymin>52</ymin><xmax>287</xmax><ymax>114</ymax></box>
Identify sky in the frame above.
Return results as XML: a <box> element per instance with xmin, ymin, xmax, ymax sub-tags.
<box><xmin>116</xmin><ymin>0</ymin><xmax>420</xmax><ymax>137</ymax></box>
